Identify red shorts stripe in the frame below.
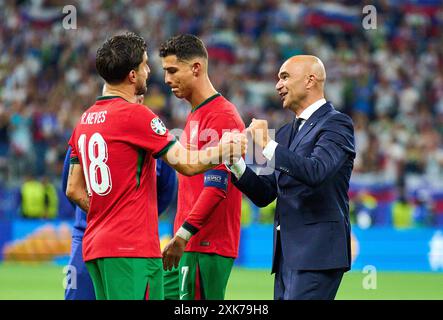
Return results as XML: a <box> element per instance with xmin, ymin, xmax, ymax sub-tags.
<box><xmin>195</xmin><ymin>264</ymin><xmax>201</xmax><ymax>300</ymax></box>
<box><xmin>145</xmin><ymin>282</ymin><xmax>150</xmax><ymax>300</ymax></box>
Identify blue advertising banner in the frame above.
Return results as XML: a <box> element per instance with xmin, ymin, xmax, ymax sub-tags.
<box><xmin>2</xmin><ymin>220</ymin><xmax>443</xmax><ymax>273</ymax></box>
<box><xmin>352</xmin><ymin>227</ymin><xmax>443</xmax><ymax>272</ymax></box>
<box><xmin>232</xmin><ymin>225</ymin><xmax>443</xmax><ymax>272</ymax></box>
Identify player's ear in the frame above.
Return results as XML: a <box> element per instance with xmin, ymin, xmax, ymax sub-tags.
<box><xmin>306</xmin><ymin>74</ymin><xmax>315</xmax><ymax>89</ymax></box>
<box><xmin>128</xmin><ymin>69</ymin><xmax>137</xmax><ymax>84</ymax></box>
<box><xmin>191</xmin><ymin>62</ymin><xmax>201</xmax><ymax>77</ymax></box>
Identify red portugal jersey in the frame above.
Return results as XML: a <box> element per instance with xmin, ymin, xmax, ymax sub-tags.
<box><xmin>174</xmin><ymin>93</ymin><xmax>245</xmax><ymax>258</ymax></box>
<box><xmin>68</xmin><ymin>96</ymin><xmax>176</xmax><ymax>261</ymax></box>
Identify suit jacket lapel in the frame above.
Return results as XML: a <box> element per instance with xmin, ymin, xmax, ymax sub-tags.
<box><xmin>274</xmin><ymin>102</ymin><xmax>334</xmax><ymax>183</ymax></box>
<box><xmin>289</xmin><ymin>102</ymin><xmax>333</xmax><ymax>152</ymax></box>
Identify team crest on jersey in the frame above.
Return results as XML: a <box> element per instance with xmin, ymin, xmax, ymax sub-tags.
<box><xmin>151</xmin><ymin>117</ymin><xmax>166</xmax><ymax>135</ymax></box>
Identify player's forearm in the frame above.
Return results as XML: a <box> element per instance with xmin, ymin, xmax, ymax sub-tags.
<box><xmin>176</xmin><ymin>146</ymin><xmax>221</xmax><ymax>176</ymax></box>
<box><xmin>176</xmin><ymin>187</ymin><xmax>226</xmax><ymax>239</ymax></box>
<box><xmin>76</xmin><ymin>197</ymin><xmax>90</xmax><ymax>213</ymax></box>
<box><xmin>66</xmin><ymin>189</ymin><xmax>90</xmax><ymax>213</ymax></box>
<box><xmin>65</xmin><ymin>163</ymin><xmax>90</xmax><ymax>212</ymax></box>
<box><xmin>163</xmin><ymin>137</ymin><xmax>245</xmax><ymax>176</ymax></box>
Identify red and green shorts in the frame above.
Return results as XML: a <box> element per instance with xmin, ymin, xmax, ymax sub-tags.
<box><xmin>85</xmin><ymin>257</ymin><xmax>163</xmax><ymax>300</ymax></box>
<box><xmin>177</xmin><ymin>252</ymin><xmax>234</xmax><ymax>300</ymax></box>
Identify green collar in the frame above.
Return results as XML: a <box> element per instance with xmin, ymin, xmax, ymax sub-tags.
<box><xmin>96</xmin><ymin>95</ymin><xmax>129</xmax><ymax>102</ymax></box>
<box><xmin>192</xmin><ymin>93</ymin><xmax>221</xmax><ymax>113</ymax></box>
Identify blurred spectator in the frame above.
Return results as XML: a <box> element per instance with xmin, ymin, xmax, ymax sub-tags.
<box><xmin>42</xmin><ymin>176</ymin><xmax>58</xmax><ymax>219</ymax></box>
<box><xmin>351</xmin><ymin>191</ymin><xmax>377</xmax><ymax>229</ymax></box>
<box><xmin>144</xmin><ymin>84</ymin><xmax>167</xmax><ymax>113</ymax></box>
<box><xmin>413</xmin><ymin>190</ymin><xmax>434</xmax><ymax>227</ymax></box>
<box><xmin>20</xmin><ymin>175</ymin><xmax>57</xmax><ymax>219</ymax></box>
<box><xmin>0</xmin><ymin>104</ymin><xmax>9</xmax><ymax>181</ymax></box>
<box><xmin>9</xmin><ymin>102</ymin><xmax>33</xmax><ymax>180</ymax></box>
<box><xmin>391</xmin><ymin>188</ymin><xmax>414</xmax><ymax>229</ymax></box>
<box><xmin>20</xmin><ymin>174</ymin><xmax>46</xmax><ymax>219</ymax></box>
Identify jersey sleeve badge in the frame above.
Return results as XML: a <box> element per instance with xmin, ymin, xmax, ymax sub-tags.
<box><xmin>151</xmin><ymin>117</ymin><xmax>167</xmax><ymax>135</ymax></box>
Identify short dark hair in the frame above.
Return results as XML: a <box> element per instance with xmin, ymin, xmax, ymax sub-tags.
<box><xmin>96</xmin><ymin>32</ymin><xmax>147</xmax><ymax>84</ymax></box>
<box><xmin>159</xmin><ymin>34</ymin><xmax>208</xmax><ymax>61</ymax></box>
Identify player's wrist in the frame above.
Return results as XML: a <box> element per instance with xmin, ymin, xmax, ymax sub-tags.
<box><xmin>176</xmin><ymin>226</ymin><xmax>192</xmax><ymax>241</ymax></box>
<box><xmin>176</xmin><ymin>221</ymin><xmax>199</xmax><ymax>241</ymax></box>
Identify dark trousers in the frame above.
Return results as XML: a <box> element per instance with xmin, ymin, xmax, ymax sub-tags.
<box><xmin>274</xmin><ymin>235</ymin><xmax>344</xmax><ymax>300</ymax></box>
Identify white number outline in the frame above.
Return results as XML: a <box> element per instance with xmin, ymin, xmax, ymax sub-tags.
<box><xmin>78</xmin><ymin>133</ymin><xmax>112</xmax><ymax>196</ymax></box>
<box><xmin>180</xmin><ymin>266</ymin><xmax>189</xmax><ymax>292</ymax></box>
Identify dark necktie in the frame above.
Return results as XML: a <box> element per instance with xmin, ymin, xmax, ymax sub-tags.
<box><xmin>289</xmin><ymin>117</ymin><xmax>304</xmax><ymax>145</ymax></box>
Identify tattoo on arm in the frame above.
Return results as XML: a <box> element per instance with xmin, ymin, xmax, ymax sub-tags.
<box><xmin>77</xmin><ymin>197</ymin><xmax>90</xmax><ymax>213</ymax></box>
<box><xmin>69</xmin><ymin>165</ymin><xmax>74</xmax><ymax>176</ymax></box>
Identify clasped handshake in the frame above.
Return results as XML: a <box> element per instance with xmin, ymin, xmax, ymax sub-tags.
<box><xmin>164</xmin><ymin>119</ymin><xmax>270</xmax><ymax>167</ymax></box>
<box><xmin>177</xmin><ymin>118</ymin><xmax>270</xmax><ymax>165</ymax></box>
<box><xmin>218</xmin><ymin>118</ymin><xmax>271</xmax><ymax>163</ymax></box>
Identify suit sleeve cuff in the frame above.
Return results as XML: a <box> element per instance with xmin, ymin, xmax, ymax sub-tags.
<box><xmin>262</xmin><ymin>140</ymin><xmax>278</xmax><ymax>161</ymax></box>
<box><xmin>225</xmin><ymin>158</ymin><xmax>246</xmax><ymax>179</ymax></box>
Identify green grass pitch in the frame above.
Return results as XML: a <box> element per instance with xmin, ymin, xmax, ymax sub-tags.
<box><xmin>0</xmin><ymin>263</ymin><xmax>442</xmax><ymax>300</ymax></box>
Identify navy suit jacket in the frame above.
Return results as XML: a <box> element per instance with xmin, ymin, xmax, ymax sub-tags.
<box><xmin>234</xmin><ymin>102</ymin><xmax>355</xmax><ymax>273</ymax></box>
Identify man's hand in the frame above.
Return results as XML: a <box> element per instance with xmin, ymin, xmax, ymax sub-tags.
<box><xmin>246</xmin><ymin>119</ymin><xmax>271</xmax><ymax>149</ymax></box>
<box><xmin>219</xmin><ymin>131</ymin><xmax>248</xmax><ymax>164</ymax></box>
<box><xmin>162</xmin><ymin>235</ymin><xmax>188</xmax><ymax>271</ymax></box>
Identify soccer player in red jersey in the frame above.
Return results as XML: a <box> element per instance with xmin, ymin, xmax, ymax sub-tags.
<box><xmin>65</xmin><ymin>32</ymin><xmax>246</xmax><ymax>300</ymax></box>
<box><xmin>160</xmin><ymin>34</ymin><xmax>246</xmax><ymax>300</ymax></box>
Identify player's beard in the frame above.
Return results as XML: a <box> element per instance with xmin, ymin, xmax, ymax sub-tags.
<box><xmin>135</xmin><ymin>79</ymin><xmax>147</xmax><ymax>96</ymax></box>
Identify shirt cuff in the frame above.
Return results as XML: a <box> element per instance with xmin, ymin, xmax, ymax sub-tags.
<box><xmin>225</xmin><ymin>158</ymin><xmax>246</xmax><ymax>179</ymax></box>
<box><xmin>262</xmin><ymin>140</ymin><xmax>278</xmax><ymax>161</ymax></box>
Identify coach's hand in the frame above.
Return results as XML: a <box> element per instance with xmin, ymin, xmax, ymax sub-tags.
<box><xmin>219</xmin><ymin>131</ymin><xmax>248</xmax><ymax>164</ymax></box>
<box><xmin>246</xmin><ymin>119</ymin><xmax>270</xmax><ymax>149</ymax></box>
<box><xmin>162</xmin><ymin>235</ymin><xmax>188</xmax><ymax>271</ymax></box>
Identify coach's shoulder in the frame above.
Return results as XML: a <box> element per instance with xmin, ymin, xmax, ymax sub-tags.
<box><xmin>328</xmin><ymin>108</ymin><xmax>354</xmax><ymax>126</ymax></box>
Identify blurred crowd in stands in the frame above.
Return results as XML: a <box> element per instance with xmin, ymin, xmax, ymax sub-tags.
<box><xmin>1</xmin><ymin>0</ymin><xmax>443</xmax><ymax>227</ymax></box>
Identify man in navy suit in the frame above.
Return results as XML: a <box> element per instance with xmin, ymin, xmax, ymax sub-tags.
<box><xmin>228</xmin><ymin>55</ymin><xmax>355</xmax><ymax>300</ymax></box>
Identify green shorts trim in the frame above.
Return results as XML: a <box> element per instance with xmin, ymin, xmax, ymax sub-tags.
<box><xmin>178</xmin><ymin>252</ymin><xmax>234</xmax><ymax>300</ymax></box>
<box><xmin>85</xmin><ymin>257</ymin><xmax>164</xmax><ymax>300</ymax></box>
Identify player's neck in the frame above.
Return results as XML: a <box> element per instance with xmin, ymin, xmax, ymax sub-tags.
<box><xmin>189</xmin><ymin>80</ymin><xmax>218</xmax><ymax>110</ymax></box>
<box><xmin>103</xmin><ymin>84</ymin><xmax>137</xmax><ymax>103</ymax></box>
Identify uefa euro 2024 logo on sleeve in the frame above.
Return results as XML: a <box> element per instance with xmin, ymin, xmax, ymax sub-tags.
<box><xmin>151</xmin><ymin>117</ymin><xmax>167</xmax><ymax>136</ymax></box>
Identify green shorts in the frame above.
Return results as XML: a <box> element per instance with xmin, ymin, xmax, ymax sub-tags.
<box><xmin>163</xmin><ymin>266</ymin><xmax>180</xmax><ymax>300</ymax></box>
<box><xmin>178</xmin><ymin>252</ymin><xmax>234</xmax><ymax>300</ymax></box>
<box><xmin>85</xmin><ymin>257</ymin><xmax>164</xmax><ymax>300</ymax></box>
